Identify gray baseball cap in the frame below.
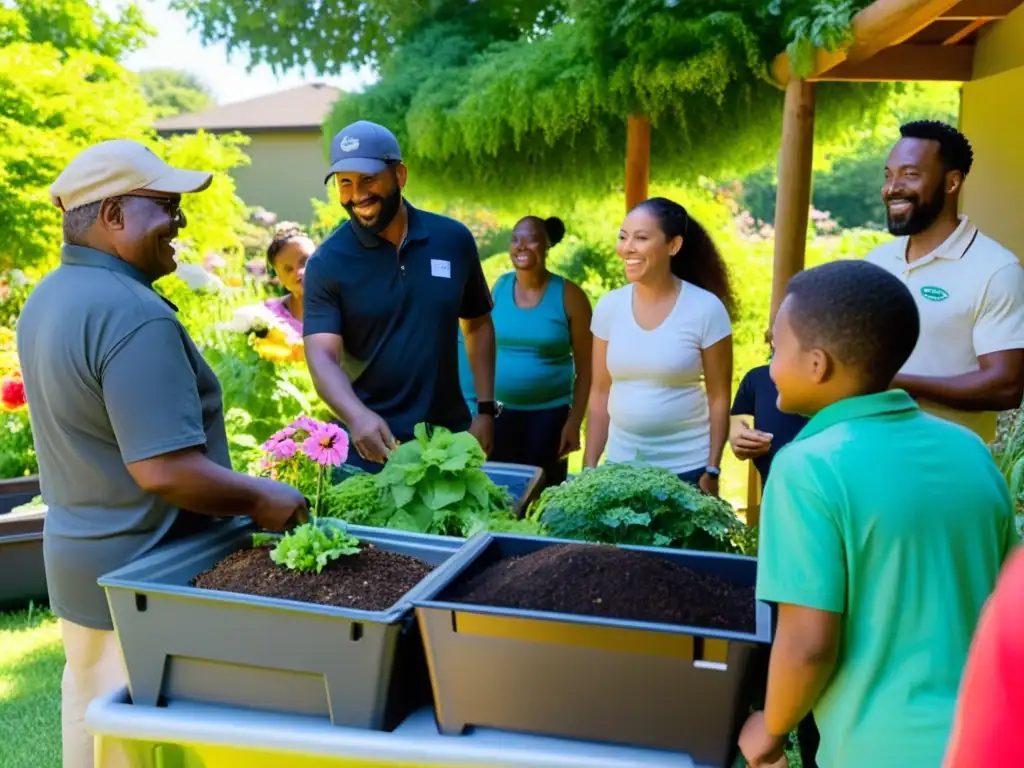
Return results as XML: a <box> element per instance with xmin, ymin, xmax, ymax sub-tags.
<box><xmin>324</xmin><ymin>121</ymin><xmax>402</xmax><ymax>183</ymax></box>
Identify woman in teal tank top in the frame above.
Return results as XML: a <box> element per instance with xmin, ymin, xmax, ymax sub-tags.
<box><xmin>459</xmin><ymin>216</ymin><xmax>592</xmax><ymax>486</ymax></box>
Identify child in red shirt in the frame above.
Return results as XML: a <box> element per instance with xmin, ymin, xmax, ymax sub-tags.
<box><xmin>944</xmin><ymin>544</ymin><xmax>1024</xmax><ymax>767</ymax></box>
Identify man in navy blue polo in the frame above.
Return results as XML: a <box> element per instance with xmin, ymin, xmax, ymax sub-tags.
<box><xmin>303</xmin><ymin>121</ymin><xmax>497</xmax><ymax>472</ymax></box>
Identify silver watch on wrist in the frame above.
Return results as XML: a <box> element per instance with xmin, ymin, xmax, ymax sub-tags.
<box><xmin>704</xmin><ymin>466</ymin><xmax>721</xmax><ymax>478</ymax></box>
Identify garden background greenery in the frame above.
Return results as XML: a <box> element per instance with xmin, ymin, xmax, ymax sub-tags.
<box><xmin>2</xmin><ymin>1</ymin><xmax>1021</xmax><ymax>766</ymax></box>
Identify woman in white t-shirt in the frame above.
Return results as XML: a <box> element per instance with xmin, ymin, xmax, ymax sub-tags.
<box><xmin>583</xmin><ymin>197</ymin><xmax>734</xmax><ymax>496</ymax></box>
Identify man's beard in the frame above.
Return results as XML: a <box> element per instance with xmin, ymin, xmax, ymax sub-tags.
<box><xmin>344</xmin><ymin>186</ymin><xmax>402</xmax><ymax>235</ymax></box>
<box><xmin>886</xmin><ymin>180</ymin><xmax>946</xmax><ymax>236</ymax></box>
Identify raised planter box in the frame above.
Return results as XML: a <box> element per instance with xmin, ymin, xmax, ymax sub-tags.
<box><xmin>414</xmin><ymin>533</ymin><xmax>772</xmax><ymax>767</ymax></box>
<box><xmin>0</xmin><ymin>474</ymin><xmax>41</xmax><ymax>515</ymax></box>
<box><xmin>0</xmin><ymin>508</ymin><xmax>47</xmax><ymax>608</ymax></box>
<box><xmin>481</xmin><ymin>462</ymin><xmax>545</xmax><ymax>517</ymax></box>
<box><xmin>98</xmin><ymin>519</ymin><xmax>465</xmax><ymax>732</ymax></box>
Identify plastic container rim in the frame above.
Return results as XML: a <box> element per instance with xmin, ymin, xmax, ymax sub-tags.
<box><xmin>98</xmin><ymin>517</ymin><xmax>466</xmax><ymax>624</ymax></box>
<box><xmin>413</xmin><ymin>531</ymin><xmax>772</xmax><ymax>644</ymax></box>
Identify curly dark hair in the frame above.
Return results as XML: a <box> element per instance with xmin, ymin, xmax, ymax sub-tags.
<box><xmin>900</xmin><ymin>120</ymin><xmax>974</xmax><ymax>177</ymax></box>
<box><xmin>631</xmin><ymin>197</ymin><xmax>736</xmax><ymax>317</ymax></box>
<box><xmin>785</xmin><ymin>259</ymin><xmax>920</xmax><ymax>392</ymax></box>
<box><xmin>517</xmin><ymin>215</ymin><xmax>566</xmax><ymax>248</ymax></box>
<box><xmin>266</xmin><ymin>224</ymin><xmax>307</xmax><ymax>274</ymax></box>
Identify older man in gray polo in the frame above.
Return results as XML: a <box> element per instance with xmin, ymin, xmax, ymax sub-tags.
<box><xmin>16</xmin><ymin>140</ymin><xmax>308</xmax><ymax>768</ymax></box>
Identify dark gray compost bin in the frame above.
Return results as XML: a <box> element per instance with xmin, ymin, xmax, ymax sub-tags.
<box><xmin>99</xmin><ymin>519</ymin><xmax>464</xmax><ymax>731</ymax></box>
<box><xmin>414</xmin><ymin>533</ymin><xmax>773</xmax><ymax>767</ymax></box>
<box><xmin>0</xmin><ymin>507</ymin><xmax>47</xmax><ymax>608</ymax></box>
<box><xmin>0</xmin><ymin>475</ymin><xmax>41</xmax><ymax>515</ymax></box>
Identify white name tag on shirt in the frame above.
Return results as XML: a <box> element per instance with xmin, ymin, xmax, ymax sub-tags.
<box><xmin>430</xmin><ymin>259</ymin><xmax>451</xmax><ymax>279</ymax></box>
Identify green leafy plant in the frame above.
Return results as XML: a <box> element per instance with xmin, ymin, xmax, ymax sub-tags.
<box><xmin>770</xmin><ymin>0</ymin><xmax>858</xmax><ymax>78</ymax></box>
<box><xmin>322</xmin><ymin>423</ymin><xmax>534</xmax><ymax>537</ymax></box>
<box><xmin>992</xmin><ymin>409</ymin><xmax>1024</xmax><ymax>538</ymax></box>
<box><xmin>0</xmin><ymin>409</ymin><xmax>36</xmax><ymax>479</ymax></box>
<box><xmin>253</xmin><ymin>518</ymin><xmax>361</xmax><ymax>574</ymax></box>
<box><xmin>528</xmin><ymin>462</ymin><xmax>756</xmax><ymax>555</ymax></box>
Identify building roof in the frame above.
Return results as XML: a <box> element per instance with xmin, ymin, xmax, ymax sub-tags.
<box><xmin>154</xmin><ymin>82</ymin><xmax>342</xmax><ymax>134</ymax></box>
<box><xmin>771</xmin><ymin>0</ymin><xmax>1023</xmax><ymax>85</ymax></box>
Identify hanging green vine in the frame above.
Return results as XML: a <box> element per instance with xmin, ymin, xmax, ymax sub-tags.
<box><xmin>768</xmin><ymin>0</ymin><xmax>870</xmax><ymax>77</ymax></box>
<box><xmin>323</xmin><ymin>2</ymin><xmax>892</xmax><ymax>207</ymax></box>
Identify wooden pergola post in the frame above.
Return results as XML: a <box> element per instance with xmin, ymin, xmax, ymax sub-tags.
<box><xmin>745</xmin><ymin>77</ymin><xmax>815</xmax><ymax>529</ymax></box>
<box><xmin>625</xmin><ymin>115</ymin><xmax>651</xmax><ymax>211</ymax></box>
<box><xmin>769</xmin><ymin>78</ymin><xmax>817</xmax><ymax>324</ymax></box>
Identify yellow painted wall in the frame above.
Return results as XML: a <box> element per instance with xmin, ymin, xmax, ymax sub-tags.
<box><xmin>960</xmin><ymin>6</ymin><xmax>1024</xmax><ymax>260</ymax></box>
<box><xmin>229</xmin><ymin>131</ymin><xmax>331</xmax><ymax>225</ymax></box>
<box><xmin>972</xmin><ymin>3</ymin><xmax>1024</xmax><ymax>80</ymax></box>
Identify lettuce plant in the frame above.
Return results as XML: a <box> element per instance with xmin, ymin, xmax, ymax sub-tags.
<box><xmin>254</xmin><ymin>519</ymin><xmax>360</xmax><ymax>574</ymax></box>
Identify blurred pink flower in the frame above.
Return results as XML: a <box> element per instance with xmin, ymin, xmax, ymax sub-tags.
<box><xmin>203</xmin><ymin>252</ymin><xmax>227</xmax><ymax>271</ymax></box>
<box><xmin>268</xmin><ymin>438</ymin><xmax>298</xmax><ymax>461</ymax></box>
<box><xmin>261</xmin><ymin>426</ymin><xmax>296</xmax><ymax>452</ymax></box>
<box><xmin>290</xmin><ymin>415</ymin><xmax>322</xmax><ymax>435</ymax></box>
<box><xmin>302</xmin><ymin>423</ymin><xmax>349</xmax><ymax>467</ymax></box>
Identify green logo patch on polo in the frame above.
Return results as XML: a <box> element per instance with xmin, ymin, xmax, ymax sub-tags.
<box><xmin>920</xmin><ymin>285</ymin><xmax>950</xmax><ymax>302</ymax></box>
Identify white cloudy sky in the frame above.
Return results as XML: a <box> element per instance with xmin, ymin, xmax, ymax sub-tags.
<box><xmin>100</xmin><ymin>0</ymin><xmax>377</xmax><ymax>104</ymax></box>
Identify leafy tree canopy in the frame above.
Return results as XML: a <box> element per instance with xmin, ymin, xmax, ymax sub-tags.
<box><xmin>322</xmin><ymin>2</ymin><xmax>891</xmax><ymax>205</ymax></box>
<box><xmin>0</xmin><ymin>1</ymin><xmax>252</xmax><ymax>274</ymax></box>
<box><xmin>139</xmin><ymin>68</ymin><xmax>216</xmax><ymax>118</ymax></box>
<box><xmin>171</xmin><ymin>0</ymin><xmax>565</xmax><ymax>72</ymax></box>
<box><xmin>0</xmin><ymin>0</ymin><xmax>152</xmax><ymax>59</ymax></box>
<box><xmin>174</xmin><ymin>0</ymin><xmax>888</xmax><ymax>205</ymax></box>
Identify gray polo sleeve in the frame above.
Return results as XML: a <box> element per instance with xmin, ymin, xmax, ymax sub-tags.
<box><xmin>100</xmin><ymin>318</ymin><xmax>208</xmax><ymax>463</ymax></box>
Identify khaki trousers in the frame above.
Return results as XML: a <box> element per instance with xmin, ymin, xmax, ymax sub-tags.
<box><xmin>60</xmin><ymin>619</ymin><xmax>132</xmax><ymax>768</ymax></box>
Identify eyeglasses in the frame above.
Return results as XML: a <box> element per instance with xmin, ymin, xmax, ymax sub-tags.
<box><xmin>120</xmin><ymin>195</ymin><xmax>187</xmax><ymax>227</ymax></box>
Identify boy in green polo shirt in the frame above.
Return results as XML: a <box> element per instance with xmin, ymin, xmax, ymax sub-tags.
<box><xmin>738</xmin><ymin>260</ymin><xmax>1018</xmax><ymax>768</ymax></box>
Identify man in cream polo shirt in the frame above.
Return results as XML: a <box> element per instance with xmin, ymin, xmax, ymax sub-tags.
<box><xmin>865</xmin><ymin>120</ymin><xmax>1024</xmax><ymax>443</ymax></box>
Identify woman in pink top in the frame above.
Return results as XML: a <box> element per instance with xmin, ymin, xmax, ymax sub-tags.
<box><xmin>263</xmin><ymin>225</ymin><xmax>314</xmax><ymax>344</ymax></box>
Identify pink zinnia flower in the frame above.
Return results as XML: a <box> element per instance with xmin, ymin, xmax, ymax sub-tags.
<box><xmin>268</xmin><ymin>438</ymin><xmax>298</xmax><ymax>461</ymax></box>
<box><xmin>290</xmin><ymin>415</ymin><xmax>322</xmax><ymax>435</ymax></box>
<box><xmin>301</xmin><ymin>423</ymin><xmax>349</xmax><ymax>467</ymax></box>
<box><xmin>261</xmin><ymin>426</ymin><xmax>296</xmax><ymax>452</ymax></box>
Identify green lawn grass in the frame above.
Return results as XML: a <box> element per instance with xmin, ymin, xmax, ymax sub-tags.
<box><xmin>0</xmin><ymin>604</ymin><xmax>63</xmax><ymax>768</ymax></box>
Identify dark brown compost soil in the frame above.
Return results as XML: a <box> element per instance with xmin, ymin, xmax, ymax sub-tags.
<box><xmin>193</xmin><ymin>543</ymin><xmax>434</xmax><ymax>612</ymax></box>
<box><xmin>444</xmin><ymin>543</ymin><xmax>755</xmax><ymax>633</ymax></box>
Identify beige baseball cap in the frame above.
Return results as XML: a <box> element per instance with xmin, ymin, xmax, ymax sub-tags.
<box><xmin>49</xmin><ymin>139</ymin><xmax>214</xmax><ymax>212</ymax></box>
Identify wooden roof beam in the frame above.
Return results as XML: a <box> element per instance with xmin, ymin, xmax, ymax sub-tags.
<box><xmin>939</xmin><ymin>0</ymin><xmax>1019</xmax><ymax>19</ymax></box>
<box><xmin>808</xmin><ymin>43</ymin><xmax>974</xmax><ymax>81</ymax></box>
<box><xmin>771</xmin><ymin>0</ymin><xmax>967</xmax><ymax>86</ymax></box>
<box><xmin>943</xmin><ymin>17</ymin><xmax>990</xmax><ymax>43</ymax></box>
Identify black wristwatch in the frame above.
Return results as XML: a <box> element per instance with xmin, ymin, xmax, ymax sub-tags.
<box><xmin>477</xmin><ymin>400</ymin><xmax>502</xmax><ymax>417</ymax></box>
<box><xmin>704</xmin><ymin>466</ymin><xmax>721</xmax><ymax>478</ymax></box>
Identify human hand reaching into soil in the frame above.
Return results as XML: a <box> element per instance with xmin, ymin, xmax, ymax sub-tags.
<box><xmin>730</xmin><ymin>420</ymin><xmax>773</xmax><ymax>460</ymax></box>
<box><xmin>349</xmin><ymin>408</ymin><xmax>397</xmax><ymax>464</ymax></box>
<box><xmin>250</xmin><ymin>478</ymin><xmax>309</xmax><ymax>531</ymax></box>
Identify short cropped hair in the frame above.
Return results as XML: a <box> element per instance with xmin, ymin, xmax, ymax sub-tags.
<box><xmin>900</xmin><ymin>120</ymin><xmax>974</xmax><ymax>177</ymax></box>
<box><xmin>785</xmin><ymin>260</ymin><xmax>920</xmax><ymax>391</ymax></box>
<box><xmin>62</xmin><ymin>200</ymin><xmax>104</xmax><ymax>244</ymax></box>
